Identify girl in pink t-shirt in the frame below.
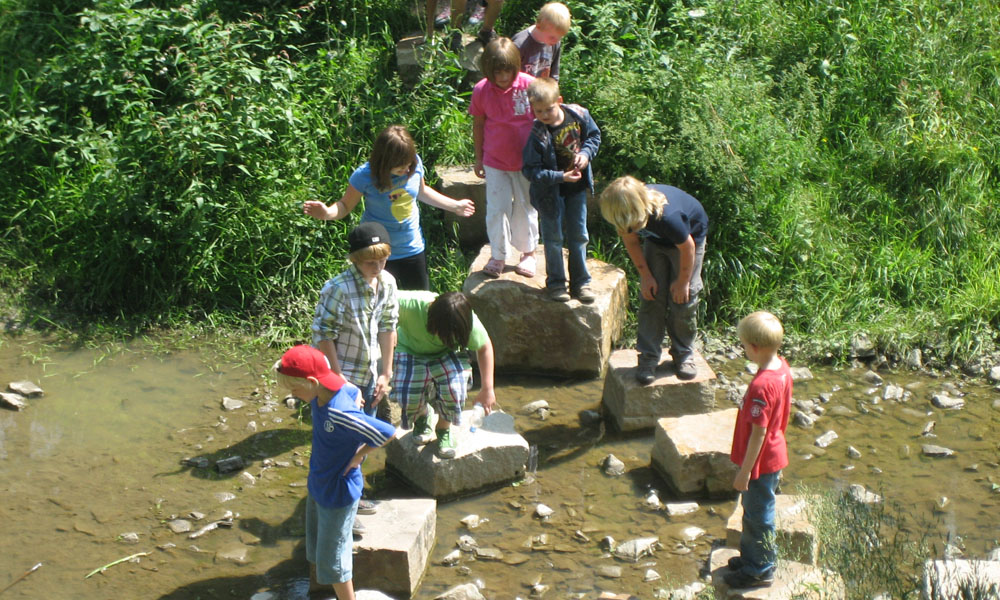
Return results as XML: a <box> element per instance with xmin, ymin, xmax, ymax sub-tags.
<box><xmin>469</xmin><ymin>38</ymin><xmax>539</xmax><ymax>278</ymax></box>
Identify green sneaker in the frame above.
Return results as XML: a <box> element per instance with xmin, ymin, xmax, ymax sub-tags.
<box><xmin>412</xmin><ymin>414</ymin><xmax>435</xmax><ymax>445</ymax></box>
<box><xmin>435</xmin><ymin>427</ymin><xmax>456</xmax><ymax>459</ymax></box>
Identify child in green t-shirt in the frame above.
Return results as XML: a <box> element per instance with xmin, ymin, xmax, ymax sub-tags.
<box><xmin>389</xmin><ymin>290</ymin><xmax>496</xmax><ymax>459</ymax></box>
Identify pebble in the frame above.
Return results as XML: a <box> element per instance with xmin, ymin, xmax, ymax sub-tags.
<box><xmin>503</xmin><ymin>552</ymin><xmax>530</xmax><ymax>566</ymax></box>
<box><xmin>848</xmin><ymin>484</ymin><xmax>881</xmax><ymax>504</ymax></box>
<box><xmin>119</xmin><ymin>532</ymin><xmax>140</xmax><ymax>544</ymax></box>
<box><xmin>534</xmin><ymin>504</ymin><xmax>554</xmax><ymax>519</ymax></box>
<box><xmin>602</xmin><ymin>454</ymin><xmax>626</xmax><ymax>477</ymax></box>
<box><xmin>239</xmin><ymin>472</ymin><xmax>256</xmax><ymax>486</ymax></box>
<box><xmin>678</xmin><ymin>526</ymin><xmax>705</xmax><ymax>542</ymax></box>
<box><xmin>613</xmin><ymin>537</ymin><xmax>660</xmax><ymax>562</ymax></box>
<box><xmin>644</xmin><ymin>491</ymin><xmax>663</xmax><ymax>510</ymax></box>
<box><xmin>883</xmin><ymin>384</ymin><xmax>905</xmax><ymax>401</ymax></box>
<box><xmin>864</xmin><ymin>370</ymin><xmax>883</xmax><ymax>385</ymax></box>
<box><xmin>931</xmin><ymin>393</ymin><xmax>964</xmax><ymax>410</ymax></box>
<box><xmin>456</xmin><ymin>535</ymin><xmax>477</xmax><ymax>552</ymax></box>
<box><xmin>0</xmin><ymin>392</ymin><xmax>28</xmax><ymax>411</ymax></box>
<box><xmin>245</xmin><ymin>421</ymin><xmax>258</xmax><ymax>433</ymax></box>
<box><xmin>644</xmin><ymin>569</ymin><xmax>661</xmax><ymax>582</ymax></box>
<box><xmin>665</xmin><ymin>501</ymin><xmax>699</xmax><ymax>517</ymax></box>
<box><xmin>460</xmin><ymin>514</ymin><xmax>484</xmax><ymax>529</ymax></box>
<box><xmin>519</xmin><ymin>400</ymin><xmax>549</xmax><ymax>415</ymax></box>
<box><xmin>905</xmin><ymin>349</ymin><xmax>923</xmax><ymax>369</ymax></box>
<box><xmin>167</xmin><ymin>519</ymin><xmax>193</xmax><ymax>533</ymax></box>
<box><xmin>922</xmin><ymin>444</ymin><xmax>955</xmax><ymax>457</ymax></box>
<box><xmin>597</xmin><ymin>565</ymin><xmax>622</xmax><ymax>579</ymax></box>
<box><xmin>221</xmin><ymin>397</ymin><xmax>245</xmax><ymax>411</ymax></box>
<box><xmin>793</xmin><ymin>412</ymin><xmax>817</xmax><ymax>428</ymax></box>
<box><xmin>215</xmin><ymin>544</ymin><xmax>251</xmax><ymax>564</ymax></box>
<box><xmin>214</xmin><ymin>492</ymin><xmax>237</xmax><ymax>503</ymax></box>
<box><xmin>473</xmin><ymin>547</ymin><xmax>503</xmax><ymax>561</ymax></box>
<box><xmin>7</xmin><ymin>381</ymin><xmax>43</xmax><ymax>397</ymax></box>
<box><xmin>814</xmin><ymin>430</ymin><xmax>839</xmax><ymax>448</ymax></box>
<box><xmin>847</xmin><ymin>446</ymin><xmax>862</xmax><ymax>459</ymax></box>
<box><xmin>989</xmin><ymin>366</ymin><xmax>1000</xmax><ymax>383</ymax></box>
<box><xmin>790</xmin><ymin>367</ymin><xmax>814</xmax><ymax>381</ymax></box>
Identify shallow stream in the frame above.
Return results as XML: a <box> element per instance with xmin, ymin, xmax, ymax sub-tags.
<box><xmin>1</xmin><ymin>334</ymin><xmax>997</xmax><ymax>598</ymax></box>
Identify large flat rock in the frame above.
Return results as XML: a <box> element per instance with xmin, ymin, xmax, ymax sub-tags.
<box><xmin>436</xmin><ymin>165</ymin><xmax>487</xmax><ymax>249</ymax></box>
<box><xmin>709</xmin><ymin>547</ymin><xmax>844</xmax><ymax>599</ymax></box>
<box><xmin>651</xmin><ymin>409</ymin><xmax>740</xmax><ymax>498</ymax></box>
<box><xmin>463</xmin><ymin>246</ymin><xmax>627</xmax><ymax>378</ymax></box>
<box><xmin>725</xmin><ymin>494</ymin><xmax>819</xmax><ymax>566</ymax></box>
<box><xmin>922</xmin><ymin>559</ymin><xmax>1000</xmax><ymax>599</ymax></box>
<box><xmin>385</xmin><ymin>410</ymin><xmax>528</xmax><ymax>500</ymax></box>
<box><xmin>603</xmin><ymin>348</ymin><xmax>716</xmax><ymax>431</ymax></box>
<box><xmin>353</xmin><ymin>498</ymin><xmax>436</xmax><ymax>597</ymax></box>
<box><xmin>396</xmin><ymin>32</ymin><xmax>482</xmax><ymax>86</ymax></box>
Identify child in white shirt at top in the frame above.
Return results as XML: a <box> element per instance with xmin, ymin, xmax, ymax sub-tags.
<box><xmin>469</xmin><ymin>38</ymin><xmax>539</xmax><ymax>279</ymax></box>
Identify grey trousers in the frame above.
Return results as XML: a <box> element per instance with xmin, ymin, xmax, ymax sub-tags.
<box><xmin>635</xmin><ymin>240</ymin><xmax>705</xmax><ymax>366</ymax></box>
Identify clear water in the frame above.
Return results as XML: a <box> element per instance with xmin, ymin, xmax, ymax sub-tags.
<box><xmin>1</xmin><ymin>334</ymin><xmax>997</xmax><ymax>598</ymax></box>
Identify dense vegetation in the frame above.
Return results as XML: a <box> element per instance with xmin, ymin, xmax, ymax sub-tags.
<box><xmin>2</xmin><ymin>0</ymin><xmax>998</xmax><ymax>362</ymax></box>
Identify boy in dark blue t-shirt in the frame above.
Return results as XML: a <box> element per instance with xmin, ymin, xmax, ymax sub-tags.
<box><xmin>598</xmin><ymin>176</ymin><xmax>708</xmax><ymax>383</ymax></box>
<box><xmin>275</xmin><ymin>345</ymin><xmax>397</xmax><ymax>600</ymax></box>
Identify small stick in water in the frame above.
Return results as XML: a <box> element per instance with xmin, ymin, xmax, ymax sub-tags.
<box><xmin>0</xmin><ymin>563</ymin><xmax>42</xmax><ymax>596</ymax></box>
<box><xmin>84</xmin><ymin>552</ymin><xmax>150</xmax><ymax>579</ymax></box>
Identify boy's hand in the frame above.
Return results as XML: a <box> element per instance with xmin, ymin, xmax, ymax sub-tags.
<box><xmin>373</xmin><ymin>375</ymin><xmax>390</xmax><ymax>406</ymax></box>
<box><xmin>669</xmin><ymin>279</ymin><xmax>690</xmax><ymax>304</ymax></box>
<box><xmin>343</xmin><ymin>452</ymin><xmax>366</xmax><ymax>475</ymax></box>
<box><xmin>474</xmin><ymin>160</ymin><xmax>485</xmax><ymax>178</ymax></box>
<box><xmin>562</xmin><ymin>168</ymin><xmax>582</xmax><ymax>183</ymax></box>
<box><xmin>475</xmin><ymin>388</ymin><xmax>497</xmax><ymax>414</ymax></box>
<box><xmin>733</xmin><ymin>468</ymin><xmax>751</xmax><ymax>491</ymax></box>
<box><xmin>640</xmin><ymin>272</ymin><xmax>658</xmax><ymax>301</ymax></box>
<box><xmin>303</xmin><ymin>200</ymin><xmax>329</xmax><ymax>220</ymax></box>
<box><xmin>454</xmin><ymin>199</ymin><xmax>476</xmax><ymax>217</ymax></box>
<box><xmin>572</xmin><ymin>153</ymin><xmax>590</xmax><ymax>171</ymax></box>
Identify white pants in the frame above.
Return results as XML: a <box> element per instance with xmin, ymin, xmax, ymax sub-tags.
<box><xmin>484</xmin><ymin>165</ymin><xmax>538</xmax><ymax>260</ymax></box>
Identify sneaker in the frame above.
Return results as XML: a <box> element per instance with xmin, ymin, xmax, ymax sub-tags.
<box><xmin>572</xmin><ymin>285</ymin><xmax>596</xmax><ymax>304</ymax></box>
<box><xmin>467</xmin><ymin>0</ymin><xmax>486</xmax><ymax>25</ymax></box>
<box><xmin>635</xmin><ymin>363</ymin><xmax>656</xmax><ymax>385</ymax></box>
<box><xmin>357</xmin><ymin>499</ymin><xmax>378</xmax><ymax>515</ymax></box>
<box><xmin>476</xmin><ymin>28</ymin><xmax>498</xmax><ymax>47</ymax></box>
<box><xmin>435</xmin><ymin>427</ymin><xmax>457</xmax><ymax>459</ymax></box>
<box><xmin>412</xmin><ymin>414</ymin><xmax>436</xmax><ymax>445</ymax></box>
<box><xmin>433</xmin><ymin>3</ymin><xmax>451</xmax><ymax>28</ymax></box>
<box><xmin>727</xmin><ymin>555</ymin><xmax>744</xmax><ymax>571</ymax></box>
<box><xmin>722</xmin><ymin>567</ymin><xmax>774</xmax><ymax>589</ymax></box>
<box><xmin>352</xmin><ymin>519</ymin><xmax>365</xmax><ymax>537</ymax></box>
<box><xmin>675</xmin><ymin>359</ymin><xmax>697</xmax><ymax>380</ymax></box>
<box><xmin>546</xmin><ymin>287</ymin><xmax>570</xmax><ymax>302</ymax></box>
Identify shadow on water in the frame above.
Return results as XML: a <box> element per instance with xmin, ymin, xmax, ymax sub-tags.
<box><xmin>156</xmin><ymin>428</ymin><xmax>312</xmax><ymax>480</ymax></box>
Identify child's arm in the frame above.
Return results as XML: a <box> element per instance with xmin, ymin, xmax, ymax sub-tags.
<box><xmin>473</xmin><ymin>114</ymin><xmax>487</xmax><ymax>178</ymax></box>
<box><xmin>473</xmin><ymin>339</ymin><xmax>497</xmax><ymax>414</ymax></box>
<box><xmin>734</xmin><ymin>423</ymin><xmax>767</xmax><ymax>491</ymax></box>
<box><xmin>342</xmin><ymin>428</ymin><xmax>399</xmax><ymax>475</ymax></box>
<box><xmin>373</xmin><ymin>330</ymin><xmax>395</xmax><ymax>405</ymax></box>
<box><xmin>417</xmin><ymin>180</ymin><xmax>475</xmax><ymax>217</ymax></box>
<box><xmin>572</xmin><ymin>108</ymin><xmax>602</xmax><ymax>171</ymax></box>
<box><xmin>669</xmin><ymin>235</ymin><xmax>696</xmax><ymax>304</ymax></box>
<box><xmin>622</xmin><ymin>231</ymin><xmax>658</xmax><ymax>301</ymax></box>
<box><xmin>303</xmin><ymin>185</ymin><xmax>363</xmax><ymax>221</ymax></box>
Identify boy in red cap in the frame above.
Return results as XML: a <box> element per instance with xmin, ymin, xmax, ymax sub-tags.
<box><xmin>275</xmin><ymin>345</ymin><xmax>397</xmax><ymax>600</ymax></box>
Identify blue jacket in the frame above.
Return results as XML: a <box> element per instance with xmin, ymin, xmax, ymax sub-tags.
<box><xmin>521</xmin><ymin>104</ymin><xmax>601</xmax><ymax>219</ymax></box>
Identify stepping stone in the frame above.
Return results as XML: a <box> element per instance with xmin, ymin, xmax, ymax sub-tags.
<box><xmin>435</xmin><ymin>165</ymin><xmax>487</xmax><ymax>249</ymax></box>
<box><xmin>353</xmin><ymin>498</ymin><xmax>437</xmax><ymax>597</ymax></box>
<box><xmin>922</xmin><ymin>559</ymin><xmax>1000</xmax><ymax>599</ymax></box>
<box><xmin>708</xmin><ymin>547</ymin><xmax>845</xmax><ymax>599</ymax></box>
<box><xmin>650</xmin><ymin>409</ymin><xmax>739</xmax><ymax>498</ymax></box>
<box><xmin>725</xmin><ymin>494</ymin><xmax>819</xmax><ymax>566</ymax></box>
<box><xmin>463</xmin><ymin>246</ymin><xmax>627</xmax><ymax>378</ymax></box>
<box><xmin>602</xmin><ymin>348</ymin><xmax>716</xmax><ymax>431</ymax></box>
<box><xmin>395</xmin><ymin>32</ymin><xmax>481</xmax><ymax>86</ymax></box>
<box><xmin>385</xmin><ymin>409</ymin><xmax>529</xmax><ymax>500</ymax></box>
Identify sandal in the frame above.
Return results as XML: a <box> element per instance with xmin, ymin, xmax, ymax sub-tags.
<box><xmin>482</xmin><ymin>258</ymin><xmax>504</xmax><ymax>278</ymax></box>
<box><xmin>514</xmin><ymin>252</ymin><xmax>536</xmax><ymax>277</ymax></box>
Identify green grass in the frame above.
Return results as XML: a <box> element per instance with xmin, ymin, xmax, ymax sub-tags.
<box><xmin>1</xmin><ymin>0</ymin><xmax>998</xmax><ymax>363</ymax></box>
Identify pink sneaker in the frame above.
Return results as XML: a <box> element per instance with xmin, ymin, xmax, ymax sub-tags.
<box><xmin>433</xmin><ymin>2</ymin><xmax>451</xmax><ymax>28</ymax></box>
<box><xmin>482</xmin><ymin>257</ymin><xmax>504</xmax><ymax>278</ymax></box>
<box><xmin>468</xmin><ymin>0</ymin><xmax>486</xmax><ymax>25</ymax></box>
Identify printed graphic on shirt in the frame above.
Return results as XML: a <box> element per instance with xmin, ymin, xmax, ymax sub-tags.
<box><xmin>513</xmin><ymin>88</ymin><xmax>531</xmax><ymax>116</ymax></box>
<box><xmin>389</xmin><ymin>186</ymin><xmax>415</xmax><ymax>222</ymax></box>
<box><xmin>523</xmin><ymin>47</ymin><xmax>554</xmax><ymax>78</ymax></box>
<box><xmin>750</xmin><ymin>398</ymin><xmax>766</xmax><ymax>418</ymax></box>
<box><xmin>551</xmin><ymin>120</ymin><xmax>582</xmax><ymax>171</ymax></box>
<box><xmin>324</xmin><ymin>418</ymin><xmax>336</xmax><ymax>432</ymax></box>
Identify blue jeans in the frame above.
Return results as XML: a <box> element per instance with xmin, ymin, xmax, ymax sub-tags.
<box><xmin>635</xmin><ymin>239</ymin><xmax>705</xmax><ymax>366</ymax></box>
<box><xmin>739</xmin><ymin>470</ymin><xmax>780</xmax><ymax>576</ymax></box>
<box><xmin>305</xmin><ymin>495</ymin><xmax>359</xmax><ymax>585</ymax></box>
<box><xmin>539</xmin><ymin>187</ymin><xmax>590</xmax><ymax>292</ymax></box>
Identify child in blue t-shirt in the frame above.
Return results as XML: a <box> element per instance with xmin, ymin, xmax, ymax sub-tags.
<box><xmin>303</xmin><ymin>125</ymin><xmax>475</xmax><ymax>290</ymax></box>
<box><xmin>275</xmin><ymin>345</ymin><xmax>397</xmax><ymax>600</ymax></box>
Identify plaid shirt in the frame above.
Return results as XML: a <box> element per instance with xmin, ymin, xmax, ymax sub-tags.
<box><xmin>311</xmin><ymin>265</ymin><xmax>398</xmax><ymax>390</ymax></box>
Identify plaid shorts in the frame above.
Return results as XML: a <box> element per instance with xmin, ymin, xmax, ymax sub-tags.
<box><xmin>390</xmin><ymin>351</ymin><xmax>471</xmax><ymax>427</ymax></box>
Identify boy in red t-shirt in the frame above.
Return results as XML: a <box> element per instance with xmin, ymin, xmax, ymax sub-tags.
<box><xmin>726</xmin><ymin>311</ymin><xmax>792</xmax><ymax>589</ymax></box>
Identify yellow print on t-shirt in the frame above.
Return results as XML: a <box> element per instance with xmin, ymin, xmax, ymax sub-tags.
<box><xmin>389</xmin><ymin>186</ymin><xmax>415</xmax><ymax>222</ymax></box>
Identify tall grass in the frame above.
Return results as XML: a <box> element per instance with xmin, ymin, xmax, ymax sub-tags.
<box><xmin>1</xmin><ymin>0</ymin><xmax>998</xmax><ymax>362</ymax></box>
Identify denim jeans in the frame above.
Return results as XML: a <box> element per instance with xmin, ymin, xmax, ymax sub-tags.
<box><xmin>635</xmin><ymin>239</ymin><xmax>705</xmax><ymax>366</ymax></box>
<box><xmin>539</xmin><ymin>186</ymin><xmax>590</xmax><ymax>291</ymax></box>
<box><xmin>739</xmin><ymin>470</ymin><xmax>780</xmax><ymax>576</ymax></box>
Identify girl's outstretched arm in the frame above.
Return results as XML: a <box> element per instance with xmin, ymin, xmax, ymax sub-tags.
<box><xmin>417</xmin><ymin>179</ymin><xmax>475</xmax><ymax>217</ymax></box>
<box><xmin>303</xmin><ymin>185</ymin><xmax>363</xmax><ymax>220</ymax></box>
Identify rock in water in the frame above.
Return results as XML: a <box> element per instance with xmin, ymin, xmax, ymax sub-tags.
<box><xmin>613</xmin><ymin>537</ymin><xmax>660</xmax><ymax>562</ymax></box>
<box><xmin>602</xmin><ymin>454</ymin><xmax>626</xmax><ymax>476</ymax></box>
<box><xmin>931</xmin><ymin>393</ymin><xmax>964</xmax><ymax>410</ymax></box>
<box><xmin>814</xmin><ymin>430</ymin><xmax>839</xmax><ymax>448</ymax></box>
<box><xmin>922</xmin><ymin>444</ymin><xmax>955</xmax><ymax>457</ymax></box>
<box><xmin>7</xmin><ymin>381</ymin><xmax>43</xmax><ymax>397</ymax></box>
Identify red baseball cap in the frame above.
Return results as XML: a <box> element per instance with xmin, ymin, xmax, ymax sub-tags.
<box><xmin>278</xmin><ymin>345</ymin><xmax>346</xmax><ymax>392</ymax></box>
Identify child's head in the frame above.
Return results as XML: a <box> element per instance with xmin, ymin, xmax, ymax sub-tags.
<box><xmin>535</xmin><ymin>2</ymin><xmax>571</xmax><ymax>44</ymax></box>
<box><xmin>737</xmin><ymin>311</ymin><xmax>784</xmax><ymax>351</ymax></box>
<box><xmin>347</xmin><ymin>222</ymin><xmax>391</xmax><ymax>279</ymax></box>
<box><xmin>370</xmin><ymin>125</ymin><xmax>417</xmax><ymax>191</ymax></box>
<box><xmin>599</xmin><ymin>175</ymin><xmax>665</xmax><ymax>234</ymax></box>
<box><xmin>274</xmin><ymin>344</ymin><xmax>346</xmax><ymax>398</ymax></box>
<box><xmin>527</xmin><ymin>77</ymin><xmax>564</xmax><ymax>124</ymax></box>
<box><xmin>481</xmin><ymin>37</ymin><xmax>521</xmax><ymax>89</ymax></box>
<box><xmin>426</xmin><ymin>291</ymin><xmax>473</xmax><ymax>350</ymax></box>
